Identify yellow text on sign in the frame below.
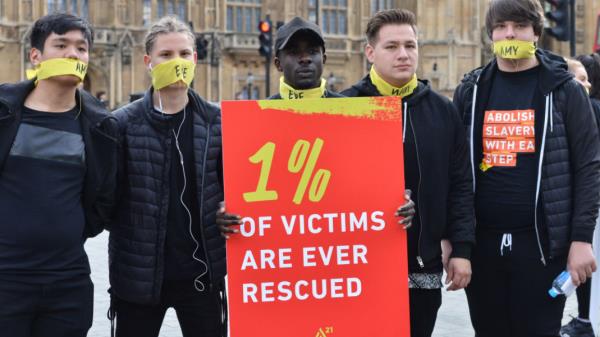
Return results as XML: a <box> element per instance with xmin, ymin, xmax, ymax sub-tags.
<box><xmin>243</xmin><ymin>138</ymin><xmax>331</xmax><ymax>205</ymax></box>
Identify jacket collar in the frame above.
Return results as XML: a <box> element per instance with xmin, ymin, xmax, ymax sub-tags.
<box><xmin>0</xmin><ymin>80</ymin><xmax>36</xmax><ymax>113</ymax></box>
<box><xmin>474</xmin><ymin>49</ymin><xmax>572</xmax><ymax>96</ymax></box>
<box><xmin>351</xmin><ymin>74</ymin><xmax>432</xmax><ymax>105</ymax></box>
<box><xmin>0</xmin><ymin>80</ymin><xmax>109</xmax><ymax>125</ymax></box>
<box><xmin>141</xmin><ymin>86</ymin><xmax>215</xmax><ymax>131</ymax></box>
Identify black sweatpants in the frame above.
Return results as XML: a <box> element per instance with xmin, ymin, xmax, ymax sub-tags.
<box><xmin>576</xmin><ymin>278</ymin><xmax>592</xmax><ymax>319</ymax></box>
<box><xmin>409</xmin><ymin>288</ymin><xmax>442</xmax><ymax>337</ymax></box>
<box><xmin>114</xmin><ymin>279</ymin><xmax>222</xmax><ymax>337</ymax></box>
<box><xmin>466</xmin><ymin>229</ymin><xmax>566</xmax><ymax>337</ymax></box>
<box><xmin>0</xmin><ymin>275</ymin><xmax>93</xmax><ymax>337</ymax></box>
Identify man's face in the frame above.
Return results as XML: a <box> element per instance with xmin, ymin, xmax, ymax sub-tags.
<box><xmin>275</xmin><ymin>32</ymin><xmax>325</xmax><ymax>90</ymax></box>
<box><xmin>143</xmin><ymin>32</ymin><xmax>197</xmax><ymax>89</ymax></box>
<box><xmin>30</xmin><ymin>30</ymin><xmax>90</xmax><ymax>86</ymax></box>
<box><xmin>366</xmin><ymin>24</ymin><xmax>418</xmax><ymax>87</ymax></box>
<box><xmin>491</xmin><ymin>20</ymin><xmax>538</xmax><ymax>44</ymax></box>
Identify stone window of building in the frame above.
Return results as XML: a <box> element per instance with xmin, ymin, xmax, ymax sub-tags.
<box><xmin>143</xmin><ymin>0</ymin><xmax>151</xmax><ymax>26</ymax></box>
<box><xmin>309</xmin><ymin>0</ymin><xmax>347</xmax><ymax>35</ymax></box>
<box><xmin>156</xmin><ymin>0</ymin><xmax>187</xmax><ymax>20</ymax></box>
<box><xmin>226</xmin><ymin>0</ymin><xmax>262</xmax><ymax>33</ymax></box>
<box><xmin>48</xmin><ymin>0</ymin><xmax>88</xmax><ymax>19</ymax></box>
<box><xmin>47</xmin><ymin>0</ymin><xmax>67</xmax><ymax>13</ymax></box>
<box><xmin>371</xmin><ymin>0</ymin><xmax>393</xmax><ymax>14</ymax></box>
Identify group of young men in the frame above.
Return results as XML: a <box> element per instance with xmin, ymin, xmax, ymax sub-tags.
<box><xmin>0</xmin><ymin>0</ymin><xmax>598</xmax><ymax>337</ymax></box>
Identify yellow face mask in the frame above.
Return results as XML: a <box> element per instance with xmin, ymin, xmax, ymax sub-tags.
<box><xmin>279</xmin><ymin>77</ymin><xmax>327</xmax><ymax>100</ymax></box>
<box><xmin>150</xmin><ymin>58</ymin><xmax>196</xmax><ymax>90</ymax></box>
<box><xmin>26</xmin><ymin>58</ymin><xmax>87</xmax><ymax>82</ymax></box>
<box><xmin>492</xmin><ymin>40</ymin><xmax>536</xmax><ymax>59</ymax></box>
<box><xmin>370</xmin><ymin>66</ymin><xmax>418</xmax><ymax>97</ymax></box>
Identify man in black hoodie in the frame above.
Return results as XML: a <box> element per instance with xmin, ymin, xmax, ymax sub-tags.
<box><xmin>342</xmin><ymin>9</ymin><xmax>475</xmax><ymax>337</ymax></box>
<box><xmin>0</xmin><ymin>13</ymin><xmax>118</xmax><ymax>337</ymax></box>
<box><xmin>453</xmin><ymin>1</ymin><xmax>599</xmax><ymax>336</ymax></box>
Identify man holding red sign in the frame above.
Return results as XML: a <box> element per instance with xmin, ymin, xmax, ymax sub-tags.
<box><xmin>342</xmin><ymin>9</ymin><xmax>475</xmax><ymax>337</ymax></box>
<box><xmin>218</xmin><ymin>15</ymin><xmax>416</xmax><ymax>337</ymax></box>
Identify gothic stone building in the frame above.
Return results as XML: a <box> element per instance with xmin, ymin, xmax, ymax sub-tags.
<box><xmin>0</xmin><ymin>0</ymin><xmax>598</xmax><ymax>108</ymax></box>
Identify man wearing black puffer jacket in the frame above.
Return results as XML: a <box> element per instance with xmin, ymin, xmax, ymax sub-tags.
<box><xmin>341</xmin><ymin>9</ymin><xmax>474</xmax><ymax>337</ymax></box>
<box><xmin>453</xmin><ymin>1</ymin><xmax>599</xmax><ymax>336</ymax></box>
<box><xmin>109</xmin><ymin>17</ymin><xmax>225</xmax><ymax>337</ymax></box>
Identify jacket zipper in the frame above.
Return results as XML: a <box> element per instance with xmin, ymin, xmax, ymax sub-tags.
<box><xmin>408</xmin><ymin>107</ymin><xmax>425</xmax><ymax>269</ymax></box>
<box><xmin>533</xmin><ymin>95</ymin><xmax>552</xmax><ymax>266</ymax></box>
<box><xmin>198</xmin><ymin>122</ymin><xmax>214</xmax><ymax>289</ymax></box>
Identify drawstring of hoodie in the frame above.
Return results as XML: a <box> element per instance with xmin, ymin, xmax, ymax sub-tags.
<box><xmin>107</xmin><ymin>291</ymin><xmax>116</xmax><ymax>337</ymax></box>
<box><xmin>500</xmin><ymin>233</ymin><xmax>513</xmax><ymax>256</ymax></box>
<box><xmin>545</xmin><ymin>92</ymin><xmax>554</xmax><ymax>133</ymax></box>
<box><xmin>403</xmin><ymin>102</ymin><xmax>408</xmax><ymax>143</ymax></box>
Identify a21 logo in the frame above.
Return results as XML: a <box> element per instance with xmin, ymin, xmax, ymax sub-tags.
<box><xmin>315</xmin><ymin>326</ymin><xmax>334</xmax><ymax>337</ymax></box>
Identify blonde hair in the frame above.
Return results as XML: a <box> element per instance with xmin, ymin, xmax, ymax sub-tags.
<box><xmin>565</xmin><ymin>57</ymin><xmax>584</xmax><ymax>74</ymax></box>
<box><xmin>144</xmin><ymin>16</ymin><xmax>195</xmax><ymax>54</ymax></box>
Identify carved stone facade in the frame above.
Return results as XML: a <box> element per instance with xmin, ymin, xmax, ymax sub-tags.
<box><xmin>0</xmin><ymin>0</ymin><xmax>598</xmax><ymax>107</ymax></box>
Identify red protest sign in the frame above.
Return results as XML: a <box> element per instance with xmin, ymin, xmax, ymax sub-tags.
<box><xmin>222</xmin><ymin>97</ymin><xmax>409</xmax><ymax>337</ymax></box>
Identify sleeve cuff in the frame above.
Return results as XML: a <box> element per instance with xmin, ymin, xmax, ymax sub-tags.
<box><xmin>449</xmin><ymin>242</ymin><xmax>472</xmax><ymax>260</ymax></box>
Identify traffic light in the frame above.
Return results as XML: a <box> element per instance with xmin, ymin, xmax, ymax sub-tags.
<box><xmin>544</xmin><ymin>0</ymin><xmax>570</xmax><ymax>41</ymax></box>
<box><xmin>196</xmin><ymin>36</ymin><xmax>209</xmax><ymax>60</ymax></box>
<box><xmin>258</xmin><ymin>18</ymin><xmax>273</xmax><ymax>58</ymax></box>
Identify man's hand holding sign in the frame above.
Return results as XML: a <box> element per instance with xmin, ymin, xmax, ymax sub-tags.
<box><xmin>221</xmin><ymin>97</ymin><xmax>411</xmax><ymax>337</ymax></box>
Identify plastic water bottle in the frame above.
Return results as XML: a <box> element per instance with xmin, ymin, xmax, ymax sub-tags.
<box><xmin>548</xmin><ymin>271</ymin><xmax>576</xmax><ymax>298</ymax></box>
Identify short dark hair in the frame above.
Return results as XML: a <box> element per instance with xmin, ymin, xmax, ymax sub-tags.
<box><xmin>366</xmin><ymin>9</ymin><xmax>418</xmax><ymax>45</ymax></box>
<box><xmin>576</xmin><ymin>53</ymin><xmax>600</xmax><ymax>100</ymax></box>
<box><xmin>485</xmin><ymin>0</ymin><xmax>544</xmax><ymax>39</ymax></box>
<box><xmin>30</xmin><ymin>13</ymin><xmax>94</xmax><ymax>51</ymax></box>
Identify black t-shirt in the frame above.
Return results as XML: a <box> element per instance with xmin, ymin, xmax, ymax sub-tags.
<box><xmin>475</xmin><ymin>66</ymin><xmax>542</xmax><ymax>231</ymax></box>
<box><xmin>157</xmin><ymin>107</ymin><xmax>208</xmax><ymax>281</ymax></box>
<box><xmin>0</xmin><ymin>105</ymin><xmax>89</xmax><ymax>283</ymax></box>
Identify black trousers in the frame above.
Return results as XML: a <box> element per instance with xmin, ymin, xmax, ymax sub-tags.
<box><xmin>466</xmin><ymin>230</ymin><xmax>566</xmax><ymax>337</ymax></box>
<box><xmin>114</xmin><ymin>279</ymin><xmax>222</xmax><ymax>337</ymax></box>
<box><xmin>0</xmin><ymin>275</ymin><xmax>93</xmax><ymax>337</ymax></box>
<box><xmin>576</xmin><ymin>277</ymin><xmax>592</xmax><ymax>319</ymax></box>
<box><xmin>409</xmin><ymin>288</ymin><xmax>442</xmax><ymax>337</ymax></box>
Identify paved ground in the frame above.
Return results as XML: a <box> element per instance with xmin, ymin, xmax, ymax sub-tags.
<box><xmin>86</xmin><ymin>232</ymin><xmax>578</xmax><ymax>337</ymax></box>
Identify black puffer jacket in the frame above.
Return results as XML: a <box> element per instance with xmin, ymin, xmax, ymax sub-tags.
<box><xmin>0</xmin><ymin>80</ymin><xmax>118</xmax><ymax>238</ymax></box>
<box><xmin>453</xmin><ymin>49</ymin><xmax>600</xmax><ymax>262</ymax></box>
<box><xmin>342</xmin><ymin>77</ymin><xmax>475</xmax><ymax>271</ymax></box>
<box><xmin>109</xmin><ymin>88</ymin><xmax>225</xmax><ymax>304</ymax></box>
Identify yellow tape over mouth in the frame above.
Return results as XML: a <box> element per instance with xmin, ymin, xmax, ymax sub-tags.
<box><xmin>151</xmin><ymin>58</ymin><xmax>196</xmax><ymax>90</ymax></box>
<box><xmin>492</xmin><ymin>40</ymin><xmax>536</xmax><ymax>59</ymax></box>
<box><xmin>27</xmin><ymin>58</ymin><xmax>88</xmax><ymax>82</ymax></box>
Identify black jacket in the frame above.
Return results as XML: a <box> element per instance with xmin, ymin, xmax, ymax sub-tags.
<box><xmin>342</xmin><ymin>76</ymin><xmax>475</xmax><ymax>271</ymax></box>
<box><xmin>591</xmin><ymin>98</ymin><xmax>600</xmax><ymax>131</ymax></box>
<box><xmin>453</xmin><ymin>49</ymin><xmax>600</xmax><ymax>262</ymax></box>
<box><xmin>109</xmin><ymin>87</ymin><xmax>225</xmax><ymax>305</ymax></box>
<box><xmin>0</xmin><ymin>80</ymin><xmax>118</xmax><ymax>238</ymax></box>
